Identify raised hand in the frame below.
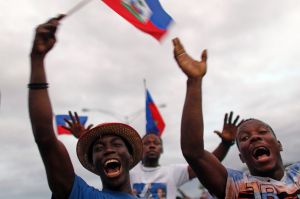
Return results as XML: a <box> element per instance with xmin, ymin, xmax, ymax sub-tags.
<box><xmin>214</xmin><ymin>111</ymin><xmax>243</xmax><ymax>146</ymax></box>
<box><xmin>31</xmin><ymin>14</ymin><xmax>65</xmax><ymax>57</ymax></box>
<box><xmin>172</xmin><ymin>37</ymin><xmax>207</xmax><ymax>79</ymax></box>
<box><xmin>62</xmin><ymin>111</ymin><xmax>93</xmax><ymax>139</ymax></box>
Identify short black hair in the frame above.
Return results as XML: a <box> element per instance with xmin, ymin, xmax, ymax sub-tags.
<box><xmin>142</xmin><ymin>133</ymin><xmax>163</xmax><ymax>145</ymax></box>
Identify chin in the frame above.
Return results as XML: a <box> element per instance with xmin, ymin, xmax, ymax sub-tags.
<box><xmin>252</xmin><ymin>164</ymin><xmax>278</xmax><ymax>177</ymax></box>
<box><xmin>103</xmin><ymin>173</ymin><xmax>129</xmax><ymax>190</ymax></box>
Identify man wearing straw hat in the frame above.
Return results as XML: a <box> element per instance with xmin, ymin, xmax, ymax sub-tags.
<box><xmin>63</xmin><ymin>109</ymin><xmax>241</xmax><ymax>199</ymax></box>
<box><xmin>28</xmin><ymin>15</ymin><xmax>143</xmax><ymax>199</ymax></box>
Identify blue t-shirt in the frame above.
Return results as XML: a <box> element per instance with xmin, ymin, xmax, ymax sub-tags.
<box><xmin>69</xmin><ymin>175</ymin><xmax>138</xmax><ymax>199</ymax></box>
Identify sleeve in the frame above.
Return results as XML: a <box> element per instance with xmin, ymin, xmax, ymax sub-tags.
<box><xmin>170</xmin><ymin>164</ymin><xmax>190</xmax><ymax>187</ymax></box>
<box><xmin>225</xmin><ymin>169</ymin><xmax>244</xmax><ymax>199</ymax></box>
<box><xmin>69</xmin><ymin>175</ymin><xmax>102</xmax><ymax>199</ymax></box>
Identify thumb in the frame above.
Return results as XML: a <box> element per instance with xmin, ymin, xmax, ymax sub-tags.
<box><xmin>201</xmin><ymin>49</ymin><xmax>208</xmax><ymax>62</ymax></box>
<box><xmin>213</xmin><ymin>130</ymin><xmax>222</xmax><ymax>138</ymax></box>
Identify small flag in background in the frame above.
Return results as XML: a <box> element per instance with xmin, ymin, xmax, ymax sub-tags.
<box><xmin>146</xmin><ymin>89</ymin><xmax>165</xmax><ymax>136</ymax></box>
<box><xmin>55</xmin><ymin>114</ymin><xmax>88</xmax><ymax>135</ymax></box>
<box><xmin>102</xmin><ymin>0</ymin><xmax>174</xmax><ymax>41</ymax></box>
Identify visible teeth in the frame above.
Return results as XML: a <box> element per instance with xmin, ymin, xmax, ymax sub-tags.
<box><xmin>103</xmin><ymin>159</ymin><xmax>122</xmax><ymax>178</ymax></box>
<box><xmin>105</xmin><ymin>159</ymin><xmax>118</xmax><ymax>166</ymax></box>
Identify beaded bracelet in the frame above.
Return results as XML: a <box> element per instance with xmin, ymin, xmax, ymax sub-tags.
<box><xmin>28</xmin><ymin>83</ymin><xmax>49</xmax><ymax>89</ymax></box>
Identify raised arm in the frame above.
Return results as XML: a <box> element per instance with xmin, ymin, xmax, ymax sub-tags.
<box><xmin>187</xmin><ymin>112</ymin><xmax>241</xmax><ymax>180</ymax></box>
<box><xmin>212</xmin><ymin>111</ymin><xmax>242</xmax><ymax>160</ymax></box>
<box><xmin>28</xmin><ymin>15</ymin><xmax>75</xmax><ymax>199</ymax></box>
<box><xmin>173</xmin><ymin>38</ymin><xmax>227</xmax><ymax>198</ymax></box>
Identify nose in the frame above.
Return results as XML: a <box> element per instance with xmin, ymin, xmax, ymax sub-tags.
<box><xmin>249</xmin><ymin>134</ymin><xmax>262</xmax><ymax>143</ymax></box>
<box><xmin>103</xmin><ymin>145</ymin><xmax>117</xmax><ymax>155</ymax></box>
<box><xmin>148</xmin><ymin>142</ymin><xmax>157</xmax><ymax>148</ymax></box>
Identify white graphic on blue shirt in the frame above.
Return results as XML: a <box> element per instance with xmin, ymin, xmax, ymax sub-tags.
<box><xmin>133</xmin><ymin>183</ymin><xmax>167</xmax><ymax>199</ymax></box>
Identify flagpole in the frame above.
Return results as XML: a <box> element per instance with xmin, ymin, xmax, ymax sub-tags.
<box><xmin>143</xmin><ymin>78</ymin><xmax>147</xmax><ymax>91</ymax></box>
<box><xmin>64</xmin><ymin>0</ymin><xmax>94</xmax><ymax>18</ymax></box>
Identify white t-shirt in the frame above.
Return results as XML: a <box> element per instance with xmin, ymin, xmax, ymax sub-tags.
<box><xmin>130</xmin><ymin>163</ymin><xmax>189</xmax><ymax>199</ymax></box>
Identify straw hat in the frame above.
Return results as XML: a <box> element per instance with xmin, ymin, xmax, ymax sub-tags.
<box><xmin>76</xmin><ymin>122</ymin><xmax>143</xmax><ymax>175</ymax></box>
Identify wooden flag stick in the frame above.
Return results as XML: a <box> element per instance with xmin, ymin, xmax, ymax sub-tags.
<box><xmin>65</xmin><ymin>0</ymin><xmax>94</xmax><ymax>18</ymax></box>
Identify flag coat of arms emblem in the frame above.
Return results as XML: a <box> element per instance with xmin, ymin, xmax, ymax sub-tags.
<box><xmin>102</xmin><ymin>0</ymin><xmax>173</xmax><ymax>40</ymax></box>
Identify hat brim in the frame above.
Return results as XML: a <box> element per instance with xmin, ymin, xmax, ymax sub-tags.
<box><xmin>76</xmin><ymin>122</ymin><xmax>142</xmax><ymax>175</ymax></box>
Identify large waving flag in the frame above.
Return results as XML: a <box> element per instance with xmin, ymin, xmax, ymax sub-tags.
<box><xmin>55</xmin><ymin>114</ymin><xmax>88</xmax><ymax>135</ymax></box>
<box><xmin>146</xmin><ymin>89</ymin><xmax>165</xmax><ymax>136</ymax></box>
<box><xmin>102</xmin><ymin>0</ymin><xmax>174</xmax><ymax>41</ymax></box>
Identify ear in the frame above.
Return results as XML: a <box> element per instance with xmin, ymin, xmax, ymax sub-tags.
<box><xmin>278</xmin><ymin>140</ymin><xmax>283</xmax><ymax>151</ymax></box>
<box><xmin>239</xmin><ymin>153</ymin><xmax>245</xmax><ymax>163</ymax></box>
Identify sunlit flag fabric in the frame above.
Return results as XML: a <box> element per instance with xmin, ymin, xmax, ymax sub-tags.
<box><xmin>146</xmin><ymin>89</ymin><xmax>165</xmax><ymax>136</ymax></box>
<box><xmin>55</xmin><ymin>114</ymin><xmax>88</xmax><ymax>135</ymax></box>
<box><xmin>102</xmin><ymin>0</ymin><xmax>174</xmax><ymax>41</ymax></box>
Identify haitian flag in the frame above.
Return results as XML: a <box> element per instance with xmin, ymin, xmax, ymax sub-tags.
<box><xmin>146</xmin><ymin>89</ymin><xmax>165</xmax><ymax>136</ymax></box>
<box><xmin>102</xmin><ymin>0</ymin><xmax>174</xmax><ymax>41</ymax></box>
<box><xmin>55</xmin><ymin>114</ymin><xmax>88</xmax><ymax>135</ymax></box>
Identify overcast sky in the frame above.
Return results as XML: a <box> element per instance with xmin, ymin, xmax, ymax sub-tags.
<box><xmin>1</xmin><ymin>0</ymin><xmax>300</xmax><ymax>198</ymax></box>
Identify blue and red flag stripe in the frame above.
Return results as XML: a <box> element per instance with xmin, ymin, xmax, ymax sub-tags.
<box><xmin>102</xmin><ymin>0</ymin><xmax>173</xmax><ymax>41</ymax></box>
<box><xmin>146</xmin><ymin>89</ymin><xmax>165</xmax><ymax>136</ymax></box>
<box><xmin>55</xmin><ymin>114</ymin><xmax>88</xmax><ymax>135</ymax></box>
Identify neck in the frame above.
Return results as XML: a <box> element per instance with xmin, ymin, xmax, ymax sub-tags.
<box><xmin>102</xmin><ymin>176</ymin><xmax>133</xmax><ymax>194</ymax></box>
<box><xmin>250</xmin><ymin>163</ymin><xmax>285</xmax><ymax>180</ymax></box>
<box><xmin>142</xmin><ymin>159</ymin><xmax>159</xmax><ymax>167</ymax></box>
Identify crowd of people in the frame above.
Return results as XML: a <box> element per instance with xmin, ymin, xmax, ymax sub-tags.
<box><xmin>28</xmin><ymin>14</ymin><xmax>299</xmax><ymax>199</ymax></box>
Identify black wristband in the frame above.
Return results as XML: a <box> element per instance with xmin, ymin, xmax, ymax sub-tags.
<box><xmin>221</xmin><ymin>140</ymin><xmax>235</xmax><ymax>147</ymax></box>
<box><xmin>28</xmin><ymin>83</ymin><xmax>48</xmax><ymax>89</ymax></box>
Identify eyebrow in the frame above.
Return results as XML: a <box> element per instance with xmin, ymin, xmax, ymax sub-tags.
<box><xmin>93</xmin><ymin>136</ymin><xmax>123</xmax><ymax>145</ymax></box>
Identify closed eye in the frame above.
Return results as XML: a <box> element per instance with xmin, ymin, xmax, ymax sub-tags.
<box><xmin>93</xmin><ymin>144</ymin><xmax>104</xmax><ymax>152</ymax></box>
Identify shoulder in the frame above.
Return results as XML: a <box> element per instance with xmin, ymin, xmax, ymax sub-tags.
<box><xmin>286</xmin><ymin>162</ymin><xmax>300</xmax><ymax>170</ymax></box>
<box><xmin>285</xmin><ymin>162</ymin><xmax>300</xmax><ymax>177</ymax></box>
<box><xmin>226</xmin><ymin>168</ymin><xmax>244</xmax><ymax>181</ymax></box>
<box><xmin>69</xmin><ymin>175</ymin><xmax>102</xmax><ymax>198</ymax></box>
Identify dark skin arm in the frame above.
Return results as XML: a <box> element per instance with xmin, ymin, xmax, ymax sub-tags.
<box><xmin>187</xmin><ymin>111</ymin><xmax>241</xmax><ymax>179</ymax></box>
<box><xmin>173</xmin><ymin>38</ymin><xmax>227</xmax><ymax>198</ymax></box>
<box><xmin>62</xmin><ymin>111</ymin><xmax>93</xmax><ymax>138</ymax></box>
<box><xmin>29</xmin><ymin>15</ymin><xmax>75</xmax><ymax>199</ymax></box>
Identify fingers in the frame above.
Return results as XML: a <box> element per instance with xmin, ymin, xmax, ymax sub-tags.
<box><xmin>74</xmin><ymin>111</ymin><xmax>80</xmax><ymax>123</ymax></box>
<box><xmin>224</xmin><ymin>113</ymin><xmax>228</xmax><ymax>124</ymax></box>
<box><xmin>228</xmin><ymin>111</ymin><xmax>233</xmax><ymax>124</ymax></box>
<box><xmin>87</xmin><ymin>124</ymin><xmax>94</xmax><ymax>130</ymax></box>
<box><xmin>233</xmin><ymin>115</ymin><xmax>240</xmax><ymax>125</ymax></box>
<box><xmin>172</xmin><ymin>37</ymin><xmax>186</xmax><ymax>58</ymax></box>
<box><xmin>224</xmin><ymin>111</ymin><xmax>243</xmax><ymax>126</ymax></box>
<box><xmin>68</xmin><ymin>111</ymin><xmax>76</xmax><ymax>124</ymax></box>
<box><xmin>64</xmin><ymin>118</ymin><xmax>73</xmax><ymax>127</ymax></box>
<box><xmin>61</xmin><ymin>125</ymin><xmax>71</xmax><ymax>132</ymax></box>
<box><xmin>56</xmin><ymin>14</ymin><xmax>66</xmax><ymax>21</ymax></box>
<box><xmin>201</xmin><ymin>49</ymin><xmax>208</xmax><ymax>62</ymax></box>
<box><xmin>237</xmin><ymin>119</ymin><xmax>244</xmax><ymax>126</ymax></box>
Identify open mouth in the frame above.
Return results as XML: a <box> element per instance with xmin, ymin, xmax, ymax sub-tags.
<box><xmin>252</xmin><ymin>146</ymin><xmax>270</xmax><ymax>160</ymax></box>
<box><xmin>104</xmin><ymin>159</ymin><xmax>122</xmax><ymax>178</ymax></box>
